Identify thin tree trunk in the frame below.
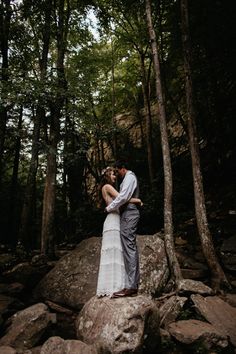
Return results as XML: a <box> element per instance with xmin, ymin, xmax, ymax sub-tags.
<box><xmin>20</xmin><ymin>0</ymin><xmax>52</xmax><ymax>251</ymax></box>
<box><xmin>8</xmin><ymin>105</ymin><xmax>23</xmax><ymax>248</ymax></box>
<box><xmin>134</xmin><ymin>100</ymin><xmax>145</xmax><ymax>149</ymax></box>
<box><xmin>180</xmin><ymin>0</ymin><xmax>229</xmax><ymax>290</ymax></box>
<box><xmin>62</xmin><ymin>99</ymin><xmax>70</xmax><ymax>238</ymax></box>
<box><xmin>19</xmin><ymin>106</ymin><xmax>43</xmax><ymax>250</ymax></box>
<box><xmin>91</xmin><ymin>99</ymin><xmax>103</xmax><ymax>170</ymax></box>
<box><xmin>145</xmin><ymin>0</ymin><xmax>182</xmax><ymax>284</ymax></box>
<box><xmin>0</xmin><ymin>0</ymin><xmax>11</xmax><ymax>189</ymax></box>
<box><xmin>140</xmin><ymin>51</ymin><xmax>155</xmax><ymax>186</ymax></box>
<box><xmin>95</xmin><ymin>136</ymin><xmax>101</xmax><ymax>169</ymax></box>
<box><xmin>111</xmin><ymin>38</ymin><xmax>118</xmax><ymax>159</ymax></box>
<box><xmin>41</xmin><ymin>111</ymin><xmax>59</xmax><ymax>256</ymax></box>
<box><xmin>41</xmin><ymin>0</ymin><xmax>69</xmax><ymax>256</ymax></box>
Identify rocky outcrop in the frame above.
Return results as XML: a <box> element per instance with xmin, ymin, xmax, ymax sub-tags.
<box><xmin>191</xmin><ymin>294</ymin><xmax>236</xmax><ymax>347</ymax></box>
<box><xmin>0</xmin><ymin>303</ymin><xmax>54</xmax><ymax>351</ymax></box>
<box><xmin>1</xmin><ymin>234</ymin><xmax>235</xmax><ymax>354</ymax></box>
<box><xmin>177</xmin><ymin>279</ymin><xmax>214</xmax><ymax>295</ymax></box>
<box><xmin>40</xmin><ymin>336</ymin><xmax>97</xmax><ymax>354</ymax></box>
<box><xmin>156</xmin><ymin>281</ymin><xmax>236</xmax><ymax>351</ymax></box>
<box><xmin>3</xmin><ymin>262</ymin><xmax>51</xmax><ymax>288</ymax></box>
<box><xmin>0</xmin><ymin>346</ymin><xmax>17</xmax><ymax>354</ymax></box>
<box><xmin>168</xmin><ymin>319</ymin><xmax>228</xmax><ymax>350</ymax></box>
<box><xmin>33</xmin><ymin>237</ymin><xmax>101</xmax><ymax>310</ymax></box>
<box><xmin>138</xmin><ymin>234</ymin><xmax>169</xmax><ymax>296</ymax></box>
<box><xmin>159</xmin><ymin>295</ymin><xmax>187</xmax><ymax>328</ymax></box>
<box><xmin>34</xmin><ymin>234</ymin><xmax>168</xmax><ymax>309</ymax></box>
<box><xmin>75</xmin><ymin>295</ymin><xmax>160</xmax><ymax>354</ymax></box>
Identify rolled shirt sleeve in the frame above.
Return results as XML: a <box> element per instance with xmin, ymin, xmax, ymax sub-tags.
<box><xmin>106</xmin><ymin>171</ymin><xmax>137</xmax><ymax>212</ymax></box>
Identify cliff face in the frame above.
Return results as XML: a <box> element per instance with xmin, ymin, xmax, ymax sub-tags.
<box><xmin>114</xmin><ymin>111</ymin><xmax>144</xmax><ymax>149</ymax></box>
<box><xmin>114</xmin><ymin>103</ymin><xmax>187</xmax><ymax>157</ymax></box>
<box><xmin>87</xmin><ymin>102</ymin><xmax>188</xmax><ymax>180</ymax></box>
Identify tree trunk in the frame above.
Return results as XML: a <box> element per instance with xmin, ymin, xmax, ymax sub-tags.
<box><xmin>8</xmin><ymin>106</ymin><xmax>23</xmax><ymax>248</ymax></box>
<box><xmin>145</xmin><ymin>0</ymin><xmax>182</xmax><ymax>284</ymax></box>
<box><xmin>111</xmin><ymin>38</ymin><xmax>118</xmax><ymax>159</ymax></box>
<box><xmin>41</xmin><ymin>0</ymin><xmax>69</xmax><ymax>256</ymax></box>
<box><xmin>139</xmin><ymin>51</ymin><xmax>155</xmax><ymax>186</ymax></box>
<box><xmin>0</xmin><ymin>0</ymin><xmax>11</xmax><ymax>189</ymax></box>
<box><xmin>41</xmin><ymin>124</ymin><xmax>58</xmax><ymax>256</ymax></box>
<box><xmin>180</xmin><ymin>0</ymin><xmax>229</xmax><ymax>290</ymax></box>
<box><xmin>19</xmin><ymin>106</ymin><xmax>43</xmax><ymax>250</ymax></box>
<box><xmin>20</xmin><ymin>0</ymin><xmax>52</xmax><ymax>251</ymax></box>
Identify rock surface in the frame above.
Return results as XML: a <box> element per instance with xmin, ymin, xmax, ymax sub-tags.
<box><xmin>159</xmin><ymin>295</ymin><xmax>187</xmax><ymax>328</ymax></box>
<box><xmin>139</xmin><ymin>233</ymin><xmax>169</xmax><ymax>296</ymax></box>
<box><xmin>0</xmin><ymin>303</ymin><xmax>53</xmax><ymax>350</ymax></box>
<box><xmin>177</xmin><ymin>279</ymin><xmax>213</xmax><ymax>295</ymax></box>
<box><xmin>76</xmin><ymin>295</ymin><xmax>160</xmax><ymax>354</ymax></box>
<box><xmin>191</xmin><ymin>294</ymin><xmax>236</xmax><ymax>347</ymax></box>
<box><xmin>3</xmin><ymin>262</ymin><xmax>49</xmax><ymax>288</ymax></box>
<box><xmin>34</xmin><ymin>234</ymin><xmax>168</xmax><ymax>309</ymax></box>
<box><xmin>168</xmin><ymin>319</ymin><xmax>228</xmax><ymax>349</ymax></box>
<box><xmin>0</xmin><ymin>346</ymin><xmax>17</xmax><ymax>354</ymax></box>
<box><xmin>40</xmin><ymin>336</ymin><xmax>97</xmax><ymax>354</ymax></box>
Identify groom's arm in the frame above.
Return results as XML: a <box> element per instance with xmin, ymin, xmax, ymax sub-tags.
<box><xmin>106</xmin><ymin>174</ymin><xmax>137</xmax><ymax>212</ymax></box>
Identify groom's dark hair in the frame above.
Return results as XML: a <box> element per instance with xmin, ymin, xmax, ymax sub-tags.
<box><xmin>114</xmin><ymin>159</ymin><xmax>129</xmax><ymax>169</ymax></box>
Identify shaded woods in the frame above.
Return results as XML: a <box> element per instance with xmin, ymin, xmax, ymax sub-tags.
<box><xmin>0</xmin><ymin>0</ymin><xmax>235</xmax><ymax>291</ymax></box>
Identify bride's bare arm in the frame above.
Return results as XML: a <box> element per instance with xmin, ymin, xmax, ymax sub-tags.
<box><xmin>129</xmin><ymin>197</ymin><xmax>143</xmax><ymax>206</ymax></box>
<box><xmin>102</xmin><ymin>184</ymin><xmax>143</xmax><ymax>206</ymax></box>
<box><xmin>102</xmin><ymin>184</ymin><xmax>118</xmax><ymax>205</ymax></box>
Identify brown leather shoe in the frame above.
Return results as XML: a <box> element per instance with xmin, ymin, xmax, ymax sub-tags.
<box><xmin>111</xmin><ymin>288</ymin><xmax>126</xmax><ymax>298</ymax></box>
<box><xmin>111</xmin><ymin>288</ymin><xmax>138</xmax><ymax>298</ymax></box>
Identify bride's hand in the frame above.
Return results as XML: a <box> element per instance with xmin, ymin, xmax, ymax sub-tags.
<box><xmin>138</xmin><ymin>199</ymin><xmax>143</xmax><ymax>207</ymax></box>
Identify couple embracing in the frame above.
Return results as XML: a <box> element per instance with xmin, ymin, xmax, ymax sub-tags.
<box><xmin>96</xmin><ymin>160</ymin><xmax>142</xmax><ymax>298</ymax></box>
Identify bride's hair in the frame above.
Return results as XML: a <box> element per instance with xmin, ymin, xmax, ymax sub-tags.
<box><xmin>98</xmin><ymin>167</ymin><xmax>114</xmax><ymax>208</ymax></box>
<box><xmin>100</xmin><ymin>166</ymin><xmax>114</xmax><ymax>186</ymax></box>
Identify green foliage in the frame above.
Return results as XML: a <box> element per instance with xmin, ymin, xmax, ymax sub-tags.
<box><xmin>0</xmin><ymin>0</ymin><xmax>235</xmax><ymax>249</ymax></box>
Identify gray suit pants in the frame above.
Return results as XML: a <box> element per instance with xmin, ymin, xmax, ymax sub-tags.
<box><xmin>120</xmin><ymin>205</ymin><xmax>140</xmax><ymax>289</ymax></box>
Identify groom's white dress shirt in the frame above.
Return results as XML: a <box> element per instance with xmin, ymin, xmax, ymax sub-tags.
<box><xmin>106</xmin><ymin>171</ymin><xmax>137</xmax><ymax>213</ymax></box>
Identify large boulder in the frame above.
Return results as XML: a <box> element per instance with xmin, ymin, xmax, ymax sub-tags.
<box><xmin>0</xmin><ymin>347</ymin><xmax>17</xmax><ymax>354</ymax></box>
<box><xmin>40</xmin><ymin>336</ymin><xmax>97</xmax><ymax>354</ymax></box>
<box><xmin>0</xmin><ymin>303</ymin><xmax>53</xmax><ymax>351</ymax></box>
<box><xmin>177</xmin><ymin>279</ymin><xmax>213</xmax><ymax>295</ymax></box>
<box><xmin>34</xmin><ymin>234</ymin><xmax>168</xmax><ymax>309</ymax></box>
<box><xmin>3</xmin><ymin>262</ymin><xmax>50</xmax><ymax>288</ymax></box>
<box><xmin>168</xmin><ymin>319</ymin><xmax>228</xmax><ymax>350</ymax></box>
<box><xmin>159</xmin><ymin>295</ymin><xmax>188</xmax><ymax>328</ymax></box>
<box><xmin>139</xmin><ymin>234</ymin><xmax>169</xmax><ymax>296</ymax></box>
<box><xmin>75</xmin><ymin>295</ymin><xmax>160</xmax><ymax>354</ymax></box>
<box><xmin>191</xmin><ymin>294</ymin><xmax>236</xmax><ymax>347</ymax></box>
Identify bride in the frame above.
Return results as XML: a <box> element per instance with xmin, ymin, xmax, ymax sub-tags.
<box><xmin>96</xmin><ymin>166</ymin><xmax>142</xmax><ymax>297</ymax></box>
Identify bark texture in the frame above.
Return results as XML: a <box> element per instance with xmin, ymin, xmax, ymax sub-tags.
<box><xmin>180</xmin><ymin>0</ymin><xmax>229</xmax><ymax>289</ymax></box>
<box><xmin>20</xmin><ymin>0</ymin><xmax>53</xmax><ymax>250</ymax></box>
<box><xmin>0</xmin><ymin>0</ymin><xmax>11</xmax><ymax>188</ymax></box>
<box><xmin>145</xmin><ymin>0</ymin><xmax>182</xmax><ymax>284</ymax></box>
<box><xmin>41</xmin><ymin>0</ymin><xmax>69</xmax><ymax>255</ymax></box>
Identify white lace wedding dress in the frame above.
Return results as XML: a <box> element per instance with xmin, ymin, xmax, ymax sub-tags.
<box><xmin>96</xmin><ymin>211</ymin><xmax>128</xmax><ymax>297</ymax></box>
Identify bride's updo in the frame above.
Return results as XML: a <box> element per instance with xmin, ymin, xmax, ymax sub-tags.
<box><xmin>98</xmin><ymin>166</ymin><xmax>114</xmax><ymax>208</ymax></box>
<box><xmin>100</xmin><ymin>166</ymin><xmax>114</xmax><ymax>186</ymax></box>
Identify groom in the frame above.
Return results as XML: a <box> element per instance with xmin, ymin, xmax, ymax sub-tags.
<box><xmin>105</xmin><ymin>159</ymin><xmax>140</xmax><ymax>297</ymax></box>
